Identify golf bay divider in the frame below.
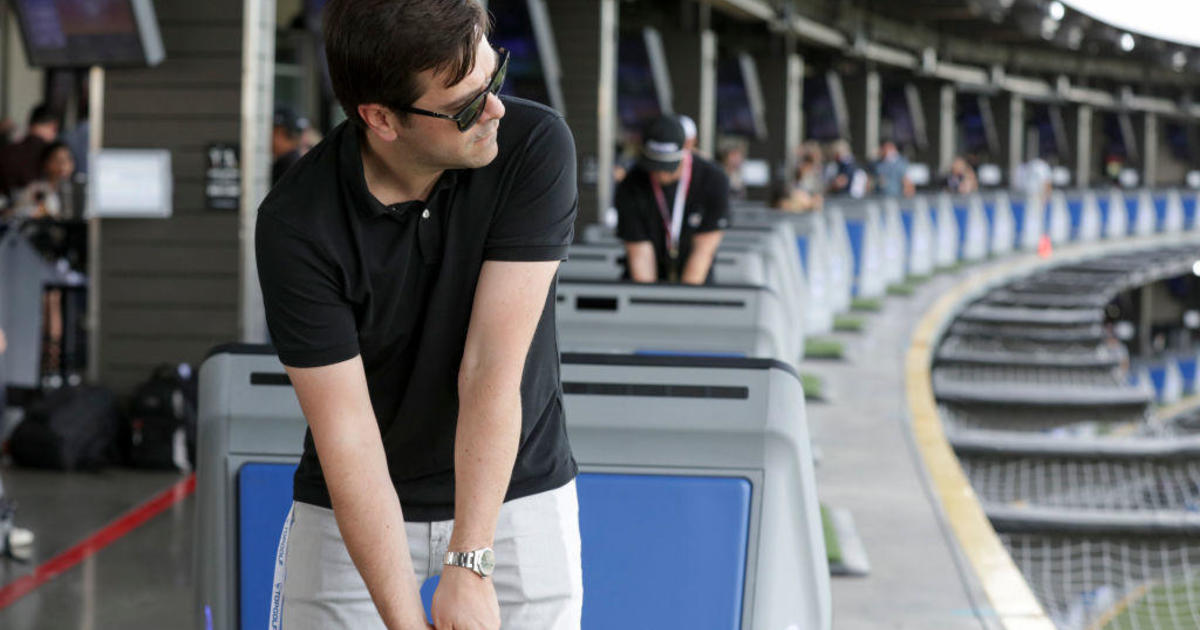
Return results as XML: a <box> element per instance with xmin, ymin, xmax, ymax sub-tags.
<box><xmin>194</xmin><ymin>346</ymin><xmax>831</xmax><ymax>630</ymax></box>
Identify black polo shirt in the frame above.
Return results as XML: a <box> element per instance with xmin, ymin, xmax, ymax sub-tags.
<box><xmin>614</xmin><ymin>156</ymin><xmax>730</xmax><ymax>283</ymax></box>
<box><xmin>255</xmin><ymin>97</ymin><xmax>578</xmax><ymax>521</ymax></box>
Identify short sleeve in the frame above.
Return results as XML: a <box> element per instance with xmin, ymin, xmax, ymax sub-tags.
<box><xmin>484</xmin><ymin>115</ymin><xmax>578</xmax><ymax>261</ymax></box>
<box><xmin>614</xmin><ymin>176</ymin><xmax>653</xmax><ymax>243</ymax></box>
<box><xmin>697</xmin><ymin>167</ymin><xmax>731</xmax><ymax>233</ymax></box>
<box><xmin>256</xmin><ymin>213</ymin><xmax>360</xmax><ymax>368</ymax></box>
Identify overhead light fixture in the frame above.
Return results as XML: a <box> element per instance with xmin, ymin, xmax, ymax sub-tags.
<box><xmin>1120</xmin><ymin>32</ymin><xmax>1136</xmax><ymax>51</ymax></box>
<box><xmin>1172</xmin><ymin>50</ymin><xmax>1188</xmax><ymax>70</ymax></box>
<box><xmin>1048</xmin><ymin>1</ymin><xmax>1065</xmax><ymax>21</ymax></box>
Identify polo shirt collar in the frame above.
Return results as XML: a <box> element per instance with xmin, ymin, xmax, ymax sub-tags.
<box><xmin>339</xmin><ymin>123</ymin><xmax>460</xmax><ymax>220</ymax></box>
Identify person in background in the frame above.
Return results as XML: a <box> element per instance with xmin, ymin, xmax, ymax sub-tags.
<box><xmin>873</xmin><ymin>140</ymin><xmax>914</xmax><ymax>198</ymax></box>
<box><xmin>616</xmin><ymin>115</ymin><xmax>729</xmax><ymax>284</ymax></box>
<box><xmin>9</xmin><ymin>142</ymin><xmax>77</xmax><ymax>220</ymax></box>
<box><xmin>300</xmin><ymin>126</ymin><xmax>324</xmax><ymax>155</ymax></box>
<box><xmin>0</xmin><ymin>104</ymin><xmax>60</xmax><ymax>198</ymax></box>
<box><xmin>716</xmin><ymin>138</ymin><xmax>747</xmax><ymax>200</ymax></box>
<box><xmin>0</xmin><ymin>119</ymin><xmax>14</xmax><ymax>146</ymax></box>
<box><xmin>271</xmin><ymin>105</ymin><xmax>309</xmax><ymax>186</ymax></box>
<box><xmin>1017</xmin><ymin>153</ymin><xmax>1053</xmax><ymax>201</ymax></box>
<box><xmin>945</xmin><ymin>156</ymin><xmax>978</xmax><ymax>194</ymax></box>
<box><xmin>825</xmin><ymin>139</ymin><xmax>860</xmax><ymax>196</ymax></box>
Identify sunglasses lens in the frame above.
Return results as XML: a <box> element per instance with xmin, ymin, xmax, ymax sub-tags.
<box><xmin>457</xmin><ymin>50</ymin><xmax>508</xmax><ymax>132</ymax></box>
<box><xmin>457</xmin><ymin>95</ymin><xmax>486</xmax><ymax>132</ymax></box>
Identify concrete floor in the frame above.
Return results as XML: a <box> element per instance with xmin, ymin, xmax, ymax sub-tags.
<box><xmin>0</xmin><ymin>269</ymin><xmax>1004</xmax><ymax>630</ymax></box>
<box><xmin>0</xmin><ymin>468</ymin><xmax>195</xmax><ymax>630</ymax></box>
<box><xmin>807</xmin><ymin>270</ymin><xmax>999</xmax><ymax>630</ymax></box>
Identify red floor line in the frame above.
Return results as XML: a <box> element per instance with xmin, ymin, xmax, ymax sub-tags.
<box><xmin>0</xmin><ymin>472</ymin><xmax>196</xmax><ymax>610</ymax></box>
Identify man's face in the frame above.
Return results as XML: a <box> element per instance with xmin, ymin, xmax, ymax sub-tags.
<box><xmin>396</xmin><ymin>38</ymin><xmax>506</xmax><ymax>170</ymax></box>
<box><xmin>651</xmin><ymin>162</ymin><xmax>684</xmax><ymax>185</ymax></box>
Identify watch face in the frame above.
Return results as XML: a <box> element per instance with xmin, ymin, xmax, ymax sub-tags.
<box><xmin>478</xmin><ymin>548</ymin><xmax>496</xmax><ymax>576</ymax></box>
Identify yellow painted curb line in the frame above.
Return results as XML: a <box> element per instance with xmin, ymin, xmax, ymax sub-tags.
<box><xmin>1157</xmin><ymin>393</ymin><xmax>1200</xmax><ymax>422</ymax></box>
<box><xmin>905</xmin><ymin>232</ymin><xmax>1200</xmax><ymax>630</ymax></box>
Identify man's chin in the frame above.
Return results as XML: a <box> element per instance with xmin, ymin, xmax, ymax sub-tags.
<box><xmin>463</xmin><ymin>140</ymin><xmax>499</xmax><ymax>169</ymax></box>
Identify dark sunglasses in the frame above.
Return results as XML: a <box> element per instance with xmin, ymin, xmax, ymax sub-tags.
<box><xmin>397</xmin><ymin>48</ymin><xmax>509</xmax><ymax>132</ymax></box>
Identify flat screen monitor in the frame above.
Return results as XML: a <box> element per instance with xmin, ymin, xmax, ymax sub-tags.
<box><xmin>617</xmin><ymin>28</ymin><xmax>671</xmax><ymax>132</ymax></box>
<box><xmin>881</xmin><ymin>83</ymin><xmax>928</xmax><ymax>150</ymax></box>
<box><xmin>957</xmin><ymin>94</ymin><xmax>999</xmax><ymax>158</ymax></box>
<box><xmin>11</xmin><ymin>0</ymin><xmax>164</xmax><ymax>68</ymax></box>
<box><xmin>803</xmin><ymin>71</ymin><xmax>849</xmax><ymax>142</ymax></box>
<box><xmin>489</xmin><ymin>0</ymin><xmax>565</xmax><ymax>114</ymax></box>
<box><xmin>716</xmin><ymin>53</ymin><xmax>766</xmax><ymax>140</ymax></box>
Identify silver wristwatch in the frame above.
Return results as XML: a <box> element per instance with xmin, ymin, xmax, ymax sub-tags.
<box><xmin>444</xmin><ymin>547</ymin><xmax>496</xmax><ymax>578</ymax></box>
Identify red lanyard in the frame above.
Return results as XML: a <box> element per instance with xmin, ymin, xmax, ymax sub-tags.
<box><xmin>649</xmin><ymin>152</ymin><xmax>693</xmax><ymax>256</ymax></box>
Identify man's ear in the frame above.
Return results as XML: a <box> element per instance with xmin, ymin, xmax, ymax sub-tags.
<box><xmin>358</xmin><ymin>104</ymin><xmax>399</xmax><ymax>142</ymax></box>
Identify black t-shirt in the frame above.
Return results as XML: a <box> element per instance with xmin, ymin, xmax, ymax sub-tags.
<box><xmin>614</xmin><ymin>156</ymin><xmax>730</xmax><ymax>283</ymax></box>
<box><xmin>255</xmin><ymin>97</ymin><xmax>578</xmax><ymax>521</ymax></box>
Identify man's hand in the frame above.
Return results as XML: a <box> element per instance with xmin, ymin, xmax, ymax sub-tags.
<box><xmin>0</xmin><ymin>327</ymin><xmax>6</xmax><ymax>355</ymax></box>
<box><xmin>431</xmin><ymin>566</ymin><xmax>500</xmax><ymax>630</ymax></box>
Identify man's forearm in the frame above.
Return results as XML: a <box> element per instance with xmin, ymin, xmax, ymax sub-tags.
<box><xmin>450</xmin><ymin>370</ymin><xmax>522</xmax><ymax>551</ymax></box>
<box><xmin>681</xmin><ymin>232</ymin><xmax>722</xmax><ymax>285</ymax></box>
<box><xmin>322</xmin><ymin>430</ymin><xmax>430</xmax><ymax>630</ymax></box>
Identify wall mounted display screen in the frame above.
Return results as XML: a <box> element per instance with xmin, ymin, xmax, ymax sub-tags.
<box><xmin>716</xmin><ymin>53</ymin><xmax>766</xmax><ymax>140</ymax></box>
<box><xmin>1029</xmin><ymin>104</ymin><xmax>1069</xmax><ymax>160</ymax></box>
<box><xmin>803</xmin><ymin>72</ymin><xmax>849</xmax><ymax>142</ymax></box>
<box><xmin>617</xmin><ymin>28</ymin><xmax>671</xmax><ymax>132</ymax></box>
<box><xmin>880</xmin><ymin>83</ymin><xmax>928</xmax><ymax>150</ymax></box>
<box><xmin>957</xmin><ymin>94</ymin><xmax>999</xmax><ymax>158</ymax></box>
<box><xmin>489</xmin><ymin>0</ymin><xmax>565</xmax><ymax>114</ymax></box>
<box><xmin>11</xmin><ymin>0</ymin><xmax>164</xmax><ymax>67</ymax></box>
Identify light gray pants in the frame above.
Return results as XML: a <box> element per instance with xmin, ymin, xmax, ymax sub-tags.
<box><xmin>269</xmin><ymin>480</ymin><xmax>582</xmax><ymax>630</ymax></box>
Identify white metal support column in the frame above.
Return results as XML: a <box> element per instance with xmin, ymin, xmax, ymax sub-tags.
<box><xmin>699</xmin><ymin>29</ymin><xmax>717</xmax><ymax>157</ymax></box>
<box><xmin>239</xmin><ymin>0</ymin><xmax>276</xmax><ymax>343</ymax></box>
<box><xmin>596</xmin><ymin>0</ymin><xmax>617</xmax><ymax>216</ymax></box>
<box><xmin>1144</xmin><ymin>112</ymin><xmax>1158</xmax><ymax>187</ymax></box>
<box><xmin>85</xmin><ymin>67</ymin><xmax>104</xmax><ymax>383</ymax></box>
<box><xmin>1076</xmin><ymin>105</ymin><xmax>1092</xmax><ymax>188</ymax></box>
<box><xmin>785</xmin><ymin>52</ymin><xmax>803</xmax><ymax>176</ymax></box>
<box><xmin>939</xmin><ymin>84</ymin><xmax>956</xmax><ymax>174</ymax></box>
<box><xmin>865</xmin><ymin>69</ymin><xmax>881</xmax><ymax>161</ymax></box>
<box><xmin>1008</xmin><ymin>94</ymin><xmax>1024</xmax><ymax>186</ymax></box>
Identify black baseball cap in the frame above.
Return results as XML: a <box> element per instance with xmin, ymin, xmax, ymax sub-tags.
<box><xmin>273</xmin><ymin>106</ymin><xmax>309</xmax><ymax>134</ymax></box>
<box><xmin>640</xmin><ymin>115</ymin><xmax>686</xmax><ymax>172</ymax></box>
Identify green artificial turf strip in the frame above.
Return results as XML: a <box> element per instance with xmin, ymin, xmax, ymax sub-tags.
<box><xmin>833</xmin><ymin>315</ymin><xmax>865</xmax><ymax>332</ymax></box>
<box><xmin>851</xmin><ymin>297</ymin><xmax>883</xmax><ymax>312</ymax></box>
<box><xmin>1100</xmin><ymin>577</ymin><xmax>1200</xmax><ymax>630</ymax></box>
<box><xmin>805</xmin><ymin>338</ymin><xmax>845</xmax><ymax>360</ymax></box>
<box><xmin>820</xmin><ymin>505</ymin><xmax>843</xmax><ymax>566</ymax></box>
<box><xmin>801</xmin><ymin>373</ymin><xmax>824</xmax><ymax>400</ymax></box>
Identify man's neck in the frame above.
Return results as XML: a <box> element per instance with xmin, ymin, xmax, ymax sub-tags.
<box><xmin>361</xmin><ymin>129</ymin><xmax>442</xmax><ymax>206</ymax></box>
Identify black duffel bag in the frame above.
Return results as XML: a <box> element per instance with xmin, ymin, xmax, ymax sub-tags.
<box><xmin>10</xmin><ymin>385</ymin><xmax>121</xmax><ymax>471</ymax></box>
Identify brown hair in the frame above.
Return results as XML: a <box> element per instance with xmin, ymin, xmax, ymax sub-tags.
<box><xmin>323</xmin><ymin>0</ymin><xmax>490</xmax><ymax>126</ymax></box>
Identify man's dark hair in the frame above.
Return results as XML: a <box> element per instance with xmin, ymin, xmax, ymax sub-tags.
<box><xmin>323</xmin><ymin>0</ymin><xmax>490</xmax><ymax>127</ymax></box>
<box><xmin>28</xmin><ymin>103</ymin><xmax>59</xmax><ymax>128</ymax></box>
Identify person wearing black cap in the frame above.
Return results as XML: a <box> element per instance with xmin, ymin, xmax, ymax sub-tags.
<box><xmin>271</xmin><ymin>106</ymin><xmax>309</xmax><ymax>186</ymax></box>
<box><xmin>615</xmin><ymin>115</ymin><xmax>729</xmax><ymax>284</ymax></box>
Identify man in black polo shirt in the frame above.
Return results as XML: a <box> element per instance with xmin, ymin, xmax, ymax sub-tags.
<box><xmin>615</xmin><ymin>115</ymin><xmax>729</xmax><ymax>284</ymax></box>
<box><xmin>255</xmin><ymin>2</ymin><xmax>580</xmax><ymax>629</ymax></box>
